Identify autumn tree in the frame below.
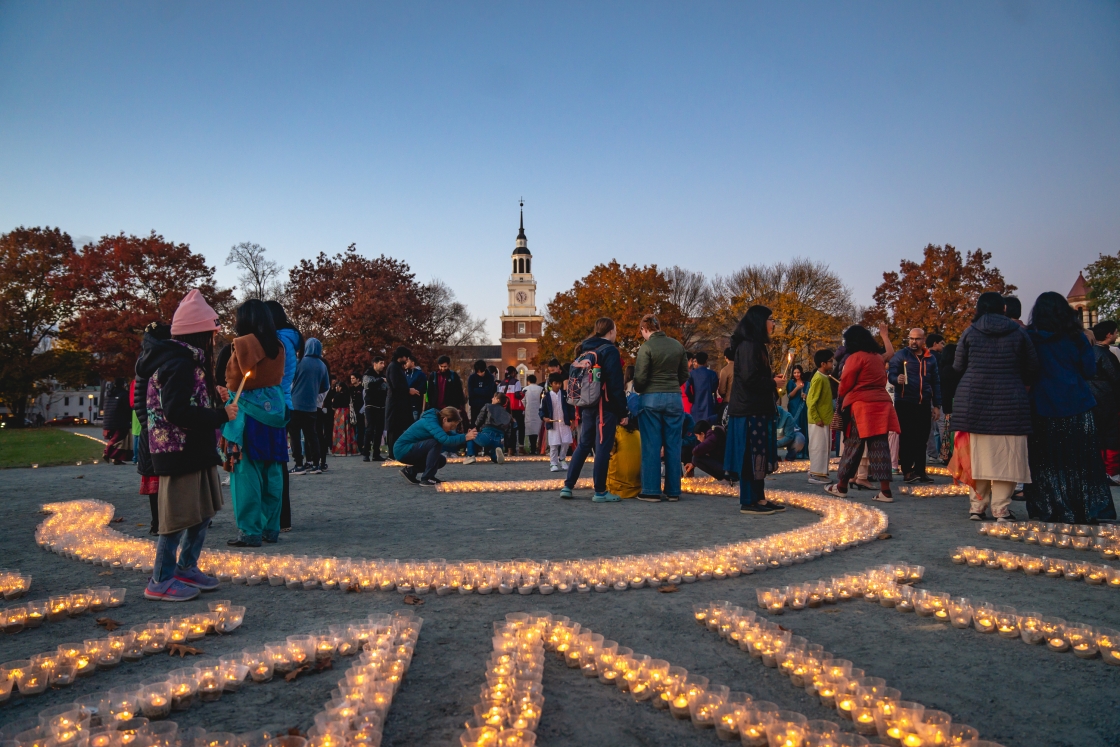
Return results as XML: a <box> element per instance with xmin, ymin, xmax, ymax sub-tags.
<box><xmin>538</xmin><ymin>261</ymin><xmax>684</xmax><ymax>363</ymax></box>
<box><xmin>0</xmin><ymin>227</ymin><xmax>92</xmax><ymax>425</ymax></box>
<box><xmin>862</xmin><ymin>244</ymin><xmax>1015</xmax><ymax>343</ymax></box>
<box><xmin>226</xmin><ymin>241</ymin><xmax>284</xmax><ymax>301</ymax></box>
<box><xmin>709</xmin><ymin>258</ymin><xmax>855</xmax><ymax>370</ymax></box>
<box><xmin>1085</xmin><ymin>252</ymin><xmax>1120</xmax><ymax>320</ymax></box>
<box><xmin>62</xmin><ymin>232</ymin><xmax>235</xmax><ymax>379</ymax></box>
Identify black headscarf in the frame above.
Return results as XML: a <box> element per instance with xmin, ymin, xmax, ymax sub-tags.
<box><xmin>730</xmin><ymin>305</ymin><xmax>772</xmax><ymax>349</ymax></box>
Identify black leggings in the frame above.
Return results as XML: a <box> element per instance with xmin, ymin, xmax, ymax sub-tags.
<box><xmin>288</xmin><ymin>410</ymin><xmax>319</xmax><ymax>466</ymax></box>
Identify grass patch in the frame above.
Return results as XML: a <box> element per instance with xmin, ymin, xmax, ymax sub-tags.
<box><xmin>0</xmin><ymin>428</ymin><xmax>106</xmax><ymax>469</ymax></box>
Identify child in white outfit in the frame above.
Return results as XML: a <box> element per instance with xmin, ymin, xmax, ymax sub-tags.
<box><xmin>542</xmin><ymin>375</ymin><xmax>574</xmax><ymax>471</ymax></box>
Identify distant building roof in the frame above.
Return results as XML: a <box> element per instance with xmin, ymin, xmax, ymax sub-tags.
<box><xmin>1068</xmin><ymin>272</ymin><xmax>1090</xmax><ymax>301</ymax></box>
<box><xmin>448</xmin><ymin>344</ymin><xmax>502</xmax><ymax>360</ymax></box>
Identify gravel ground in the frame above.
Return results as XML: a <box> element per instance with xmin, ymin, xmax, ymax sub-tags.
<box><xmin>1</xmin><ymin>457</ymin><xmax>1118</xmax><ymax>746</ymax></box>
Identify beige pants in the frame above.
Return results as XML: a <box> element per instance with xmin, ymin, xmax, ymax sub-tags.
<box><xmin>969</xmin><ymin>479</ymin><xmax>1015</xmax><ymax>519</ymax></box>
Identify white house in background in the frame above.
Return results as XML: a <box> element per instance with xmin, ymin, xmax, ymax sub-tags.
<box><xmin>30</xmin><ymin>386</ymin><xmax>101</xmax><ymax>424</ymax></box>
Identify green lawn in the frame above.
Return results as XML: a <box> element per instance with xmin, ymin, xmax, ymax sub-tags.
<box><xmin>0</xmin><ymin>428</ymin><xmax>106</xmax><ymax>469</ymax></box>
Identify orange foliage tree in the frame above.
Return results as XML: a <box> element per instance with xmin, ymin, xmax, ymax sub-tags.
<box><xmin>0</xmin><ymin>227</ymin><xmax>92</xmax><ymax>424</ymax></box>
<box><xmin>284</xmin><ymin>247</ymin><xmax>431</xmax><ymax>373</ymax></box>
<box><xmin>62</xmin><ymin>232</ymin><xmax>234</xmax><ymax>379</ymax></box>
<box><xmin>538</xmin><ymin>261</ymin><xmax>684</xmax><ymax>363</ymax></box>
<box><xmin>861</xmin><ymin>244</ymin><xmax>1015</xmax><ymax>343</ymax></box>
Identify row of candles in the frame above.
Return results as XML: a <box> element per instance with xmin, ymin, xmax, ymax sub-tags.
<box><xmin>1</xmin><ymin>569</ymin><xmax>32</xmax><ymax>600</ymax></box>
<box><xmin>300</xmin><ymin>610</ymin><xmax>421</xmax><ymax>747</ymax></box>
<box><xmin>754</xmin><ymin>564</ymin><xmax>1120</xmax><ymax>666</ymax></box>
<box><xmin>692</xmin><ymin>600</ymin><xmax>993</xmax><ymax>747</ymax></box>
<box><xmin>460</xmin><ymin>613</ymin><xmax>544</xmax><ymax>747</ymax></box>
<box><xmin>951</xmin><ymin>545</ymin><xmax>1120</xmax><ymax>586</ymax></box>
<box><xmin>751</xmin><ymin>564</ymin><xmax>926</xmax><ymax>615</ymax></box>
<box><xmin>2</xmin><ymin>587</ymin><xmax>127</xmax><ymax>635</ymax></box>
<box><xmin>0</xmin><ymin>601</ymin><xmax>245</xmax><ymax>705</ymax></box>
<box><xmin>977</xmin><ymin>521</ymin><xmax>1120</xmax><ymax>560</ymax></box>
<box><xmin>36</xmin><ymin>493</ymin><xmax>888</xmax><ymax>596</ymax></box>
<box><xmin>1</xmin><ymin>611</ymin><xmax>420</xmax><ymax>747</ymax></box>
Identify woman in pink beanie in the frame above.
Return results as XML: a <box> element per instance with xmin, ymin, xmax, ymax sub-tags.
<box><xmin>139</xmin><ymin>288</ymin><xmax>238</xmax><ymax>602</ymax></box>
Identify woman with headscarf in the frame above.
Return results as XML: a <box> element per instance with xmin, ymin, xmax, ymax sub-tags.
<box><xmin>825</xmin><ymin>325</ymin><xmax>900</xmax><ymax>503</ymax></box>
<box><xmin>727</xmin><ymin>305</ymin><xmax>787</xmax><ymax>514</ymax></box>
<box><xmin>222</xmin><ymin>299</ymin><xmax>289</xmax><ymax>547</ymax></box>
<box><xmin>951</xmin><ymin>292</ymin><xmax>1038</xmax><ymax>521</ymax></box>
<box><xmin>1023</xmin><ymin>292</ymin><xmax>1117</xmax><ymax>523</ymax></box>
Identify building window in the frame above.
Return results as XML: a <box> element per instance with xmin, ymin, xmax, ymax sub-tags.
<box><xmin>518</xmin><ymin>322</ymin><xmax>526</xmax><ymax>334</ymax></box>
<box><xmin>526</xmin><ymin>258</ymin><xmax>531</xmax><ymax>274</ymax></box>
<box><xmin>64</xmin><ymin>412</ymin><xmax>69</xmax><ymax>417</ymax></box>
<box><xmin>64</xmin><ymin>396</ymin><xmax>69</xmax><ymax>406</ymax></box>
<box><xmin>517</xmin><ymin>348</ymin><xmax>527</xmax><ymax>361</ymax></box>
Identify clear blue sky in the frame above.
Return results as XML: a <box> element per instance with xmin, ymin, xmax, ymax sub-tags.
<box><xmin>2</xmin><ymin>1</ymin><xmax>1118</xmax><ymax>340</ymax></box>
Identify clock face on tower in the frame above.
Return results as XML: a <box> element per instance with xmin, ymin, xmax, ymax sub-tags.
<box><xmin>515</xmin><ymin>291</ymin><xmax>527</xmax><ymax>304</ymax></box>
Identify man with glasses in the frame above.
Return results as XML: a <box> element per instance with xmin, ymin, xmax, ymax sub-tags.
<box><xmin>888</xmin><ymin>328</ymin><xmax>942</xmax><ymax>483</ymax></box>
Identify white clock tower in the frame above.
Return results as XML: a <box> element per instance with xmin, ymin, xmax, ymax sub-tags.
<box><xmin>499</xmin><ymin>202</ymin><xmax>544</xmax><ymax>378</ymax></box>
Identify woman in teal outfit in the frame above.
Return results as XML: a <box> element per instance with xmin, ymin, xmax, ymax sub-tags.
<box><xmin>785</xmin><ymin>364</ymin><xmax>809</xmax><ymax>458</ymax></box>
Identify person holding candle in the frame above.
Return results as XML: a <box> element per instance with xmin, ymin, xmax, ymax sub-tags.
<box><xmin>633</xmin><ymin>314</ymin><xmax>690</xmax><ymax>502</ymax></box>
<box><xmin>784</xmin><ymin>365</ymin><xmax>809</xmax><ymax>458</ymax></box>
<box><xmin>222</xmin><ymin>299</ymin><xmax>289</xmax><ymax>548</ymax></box>
<box><xmin>826</xmin><ymin>325</ymin><xmax>899</xmax><ymax>503</ymax></box>
<box><xmin>951</xmin><ymin>292</ymin><xmax>1039</xmax><ymax>521</ymax></box>
<box><xmin>889</xmin><ymin>328</ymin><xmax>942</xmax><ymax>484</ymax></box>
<box><xmin>140</xmin><ymin>289</ymin><xmax>238</xmax><ymax>601</ymax></box>
<box><xmin>727</xmin><ymin>305</ymin><xmax>787</xmax><ymax>514</ymax></box>
<box><xmin>1023</xmin><ymin>292</ymin><xmax>1116</xmax><ymax>523</ymax></box>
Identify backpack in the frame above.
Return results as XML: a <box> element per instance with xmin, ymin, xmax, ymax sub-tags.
<box><xmin>567</xmin><ymin>344</ymin><xmax>612</xmax><ymax>408</ymax></box>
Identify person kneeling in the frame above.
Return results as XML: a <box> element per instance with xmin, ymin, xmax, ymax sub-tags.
<box><xmin>775</xmin><ymin>405</ymin><xmax>807</xmax><ymax>461</ymax></box>
<box><xmin>688</xmin><ymin>419</ymin><xmax>729</xmax><ymax>482</ymax></box>
<box><xmin>464</xmin><ymin>393</ymin><xmax>512</xmax><ymax>464</ymax></box>
<box><xmin>393</xmin><ymin>407</ymin><xmax>476</xmax><ymax>485</ymax></box>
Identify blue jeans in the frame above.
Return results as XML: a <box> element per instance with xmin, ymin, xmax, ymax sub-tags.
<box><xmin>565</xmin><ymin>407</ymin><xmax>619</xmax><ymax>494</ymax></box>
<box><xmin>467</xmin><ymin>428</ymin><xmax>505</xmax><ymax>460</ymax></box>
<box><xmin>154</xmin><ymin>518</ymin><xmax>211</xmax><ymax>583</ymax></box>
<box><xmin>776</xmin><ymin>432</ymin><xmax>807</xmax><ymax>461</ymax></box>
<box><xmin>400</xmin><ymin>438</ymin><xmax>447</xmax><ymax>481</ymax></box>
<box><xmin>638</xmin><ymin>392</ymin><xmax>684</xmax><ymax>496</ymax></box>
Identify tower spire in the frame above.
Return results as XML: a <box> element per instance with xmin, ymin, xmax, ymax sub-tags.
<box><xmin>517</xmin><ymin>198</ymin><xmax>526</xmax><ymax>241</ymax></box>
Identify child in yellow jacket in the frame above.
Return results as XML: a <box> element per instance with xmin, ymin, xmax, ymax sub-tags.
<box><xmin>806</xmin><ymin>349</ymin><xmax>835</xmax><ymax>484</ymax></box>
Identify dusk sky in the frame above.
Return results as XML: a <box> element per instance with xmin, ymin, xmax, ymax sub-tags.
<box><xmin>2</xmin><ymin>1</ymin><xmax>1118</xmax><ymax>340</ymax></box>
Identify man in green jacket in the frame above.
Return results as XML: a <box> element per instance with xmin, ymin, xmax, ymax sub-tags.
<box><xmin>633</xmin><ymin>314</ymin><xmax>690</xmax><ymax>501</ymax></box>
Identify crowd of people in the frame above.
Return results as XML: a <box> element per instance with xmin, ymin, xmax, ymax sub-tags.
<box><xmin>119</xmin><ymin>285</ymin><xmax>1118</xmax><ymax>603</ymax></box>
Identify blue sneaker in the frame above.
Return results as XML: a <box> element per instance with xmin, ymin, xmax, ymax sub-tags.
<box><xmin>559</xmin><ymin>486</ymin><xmax>573</xmax><ymax>499</ymax></box>
<box><xmin>592</xmin><ymin>492</ymin><xmax>621</xmax><ymax>503</ymax></box>
<box><xmin>174</xmin><ymin>566</ymin><xmax>220</xmax><ymax>591</ymax></box>
<box><xmin>144</xmin><ymin>577</ymin><xmax>200</xmax><ymax>602</ymax></box>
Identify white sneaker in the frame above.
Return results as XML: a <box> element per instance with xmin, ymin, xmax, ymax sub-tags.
<box><xmin>807</xmin><ymin>475</ymin><xmax>831</xmax><ymax>485</ymax></box>
<box><xmin>1108</xmin><ymin>474</ymin><xmax>1120</xmax><ymax>487</ymax></box>
<box><xmin>463</xmin><ymin>456</ymin><xmax>476</xmax><ymax>465</ymax></box>
<box><xmin>494</xmin><ymin>447</ymin><xmax>505</xmax><ymax>464</ymax></box>
<box><xmin>550</xmin><ymin>465</ymin><xmax>563</xmax><ymax>472</ymax></box>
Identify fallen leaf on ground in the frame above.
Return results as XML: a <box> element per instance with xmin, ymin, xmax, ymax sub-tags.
<box><xmin>777</xmin><ymin>624</ymin><xmax>791</xmax><ymax>632</ymax></box>
<box><xmin>345</xmin><ymin>583</ymin><xmax>360</xmax><ymax>593</ymax></box>
<box><xmin>98</xmin><ymin>571</ymin><xmax>113</xmax><ymax>576</ymax></box>
<box><xmin>315</xmin><ymin>656</ymin><xmax>333</xmax><ymax>672</ymax></box>
<box><xmin>136</xmin><ymin>523</ymin><xmax>146</xmax><ymax>527</ymax></box>
<box><xmin>111</xmin><ymin>517</ymin><xmax>124</xmax><ymax>523</ymax></box>
<box><xmin>877</xmin><ymin>532</ymin><xmax>892</xmax><ymax>540</ymax></box>
<box><xmin>74</xmin><ymin>475</ymin><xmax>84</xmax><ymax>479</ymax></box>
<box><xmin>96</xmin><ymin>617</ymin><xmax>123</xmax><ymax>631</ymax></box>
<box><xmin>657</xmin><ymin>584</ymin><xmax>680</xmax><ymax>593</ymax></box>
<box><xmin>823</xmin><ymin>609</ymin><xmax>841</xmax><ymax>614</ymax></box>
<box><xmin>285</xmin><ymin>662</ymin><xmax>312</xmax><ymax>682</ymax></box>
<box><xmin>403</xmin><ymin>595</ymin><xmax>424</xmax><ymax>606</ymax></box>
<box><xmin>168</xmin><ymin>644</ymin><xmax>204</xmax><ymax>658</ymax></box>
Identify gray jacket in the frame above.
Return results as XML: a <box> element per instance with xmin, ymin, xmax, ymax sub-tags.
<box><xmin>952</xmin><ymin>314</ymin><xmax>1039</xmax><ymax>435</ymax></box>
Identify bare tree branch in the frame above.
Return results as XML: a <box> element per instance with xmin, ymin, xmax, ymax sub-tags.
<box><xmin>226</xmin><ymin>242</ymin><xmax>283</xmax><ymax>301</ymax></box>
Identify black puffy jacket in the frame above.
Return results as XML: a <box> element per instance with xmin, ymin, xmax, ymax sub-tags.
<box><xmin>101</xmin><ymin>384</ymin><xmax>133</xmax><ymax>431</ymax></box>
<box><xmin>952</xmin><ymin>314</ymin><xmax>1039</xmax><ymax>435</ymax></box>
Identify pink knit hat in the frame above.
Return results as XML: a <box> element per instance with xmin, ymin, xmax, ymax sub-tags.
<box><xmin>170</xmin><ymin>289</ymin><xmax>220</xmax><ymax>335</ymax></box>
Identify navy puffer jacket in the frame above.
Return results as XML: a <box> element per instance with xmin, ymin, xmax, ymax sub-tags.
<box><xmin>952</xmin><ymin>314</ymin><xmax>1039</xmax><ymax>435</ymax></box>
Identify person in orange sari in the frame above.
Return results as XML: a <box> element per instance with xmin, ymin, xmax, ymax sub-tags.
<box><xmin>826</xmin><ymin>325</ymin><xmax>900</xmax><ymax>503</ymax></box>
